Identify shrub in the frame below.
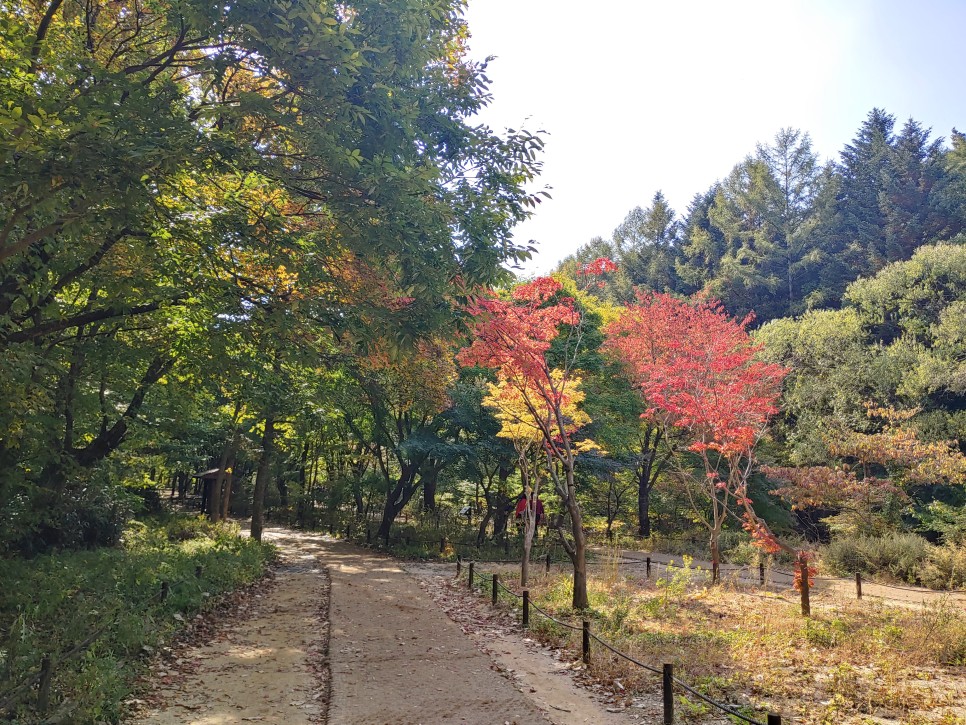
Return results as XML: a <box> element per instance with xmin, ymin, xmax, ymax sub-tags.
<box><xmin>822</xmin><ymin>532</ymin><xmax>931</xmax><ymax>583</ymax></box>
<box><xmin>919</xmin><ymin>543</ymin><xmax>966</xmax><ymax>590</ymax></box>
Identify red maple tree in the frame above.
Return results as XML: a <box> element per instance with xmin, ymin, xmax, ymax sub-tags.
<box><xmin>604</xmin><ymin>293</ymin><xmax>791</xmax><ymax>580</ymax></box>
<box><xmin>458</xmin><ymin>274</ymin><xmax>600</xmax><ymax>609</ymax></box>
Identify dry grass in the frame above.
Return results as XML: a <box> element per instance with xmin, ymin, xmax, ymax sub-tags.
<box><xmin>511</xmin><ymin>560</ymin><xmax>966</xmax><ymax>724</ymax></box>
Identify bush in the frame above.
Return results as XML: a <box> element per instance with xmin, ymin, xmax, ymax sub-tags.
<box><xmin>919</xmin><ymin>543</ymin><xmax>966</xmax><ymax>590</ymax></box>
<box><xmin>822</xmin><ymin>532</ymin><xmax>931</xmax><ymax>583</ymax></box>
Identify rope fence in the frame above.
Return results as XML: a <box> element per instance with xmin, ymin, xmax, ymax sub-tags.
<box><xmin>332</xmin><ymin>517</ymin><xmax>965</xmax><ymax>615</ymax></box>
<box><xmin>458</xmin><ymin>559</ymin><xmax>783</xmax><ymax>725</ymax></box>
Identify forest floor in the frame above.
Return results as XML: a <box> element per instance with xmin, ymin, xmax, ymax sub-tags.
<box><xmin>128</xmin><ymin>527</ymin><xmax>648</xmax><ymax>725</ymax></box>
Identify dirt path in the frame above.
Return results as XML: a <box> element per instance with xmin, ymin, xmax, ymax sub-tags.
<box><xmin>130</xmin><ymin>531</ymin><xmax>329</xmax><ymax>724</ymax></box>
<box><xmin>131</xmin><ymin>529</ymin><xmax>634</xmax><ymax>725</ymax></box>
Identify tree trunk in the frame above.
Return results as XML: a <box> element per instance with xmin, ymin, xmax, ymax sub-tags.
<box><xmin>638</xmin><ymin>481</ymin><xmax>651</xmax><ymax>538</ymax></box>
<box><xmin>558</xmin><ymin>463</ymin><xmax>589</xmax><ymax>610</ymax></box>
<box><xmin>376</xmin><ymin>463</ymin><xmax>419</xmax><ymax>541</ymax></box>
<box><xmin>422</xmin><ymin>468</ymin><xmax>438</xmax><ymax>511</ymax></box>
<box><xmin>209</xmin><ymin>419</ymin><xmax>240</xmax><ymax>522</ymax></box>
<box><xmin>567</xmin><ymin>500</ymin><xmax>589</xmax><ymax>609</ymax></box>
<box><xmin>710</xmin><ymin>529</ymin><xmax>721</xmax><ymax>585</ymax></box>
<box><xmin>250</xmin><ymin>414</ymin><xmax>277</xmax><ymax>542</ymax></box>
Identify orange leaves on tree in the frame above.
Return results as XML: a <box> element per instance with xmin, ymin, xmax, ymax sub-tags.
<box><xmin>763</xmin><ymin>404</ymin><xmax>966</xmax><ymax>536</ymax></box>
<box><xmin>576</xmin><ymin>257</ymin><xmax>619</xmax><ymax>277</ymax></box>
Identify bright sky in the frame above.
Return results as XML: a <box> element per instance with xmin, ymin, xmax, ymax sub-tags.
<box><xmin>463</xmin><ymin>0</ymin><xmax>966</xmax><ymax>275</ymax></box>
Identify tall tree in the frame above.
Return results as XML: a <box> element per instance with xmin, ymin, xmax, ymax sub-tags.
<box><xmin>605</xmin><ymin>293</ymin><xmax>788</xmax><ymax>580</ymax></box>
<box><xmin>459</xmin><ymin>269</ymin><xmax>612</xmax><ymax>609</ymax></box>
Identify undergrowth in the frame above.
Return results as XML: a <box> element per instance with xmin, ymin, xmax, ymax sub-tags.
<box><xmin>0</xmin><ymin>513</ymin><xmax>274</xmax><ymax>724</ymax></box>
<box><xmin>473</xmin><ymin>564</ymin><xmax>966</xmax><ymax>724</ymax></box>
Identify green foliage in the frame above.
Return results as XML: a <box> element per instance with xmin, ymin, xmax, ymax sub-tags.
<box><xmin>0</xmin><ymin>514</ymin><xmax>273</xmax><ymax>723</ymax></box>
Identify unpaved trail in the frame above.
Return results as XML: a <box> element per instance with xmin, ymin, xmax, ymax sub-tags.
<box><xmin>130</xmin><ymin>530</ymin><xmax>329</xmax><ymax>724</ymax></box>
<box><xmin>131</xmin><ymin>528</ymin><xmax>633</xmax><ymax>725</ymax></box>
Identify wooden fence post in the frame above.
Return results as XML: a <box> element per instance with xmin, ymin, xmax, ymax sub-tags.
<box><xmin>440</xmin><ymin>536</ymin><xmax>446</xmax><ymax>553</ymax></box>
<box><xmin>545</xmin><ymin>552</ymin><xmax>551</xmax><ymax>574</ymax></box>
<box><xmin>646</xmin><ymin>557</ymin><xmax>651</xmax><ymax>578</ymax></box>
<box><xmin>855</xmin><ymin>572</ymin><xmax>863</xmax><ymax>600</ymax></box>
<box><xmin>582</xmin><ymin>620</ymin><xmax>590</xmax><ymax>665</ymax></box>
<box><xmin>492</xmin><ymin>574</ymin><xmax>499</xmax><ymax>605</ymax></box>
<box><xmin>468</xmin><ymin>562</ymin><xmax>474</xmax><ymax>590</ymax></box>
<box><xmin>366</xmin><ymin>527</ymin><xmax>371</xmax><ymax>543</ymax></box>
<box><xmin>759</xmin><ymin>562</ymin><xmax>766</xmax><ymax>586</ymax></box>
<box><xmin>662</xmin><ymin>663</ymin><xmax>673</xmax><ymax>725</ymax></box>
<box><xmin>37</xmin><ymin>655</ymin><xmax>52</xmax><ymax>713</ymax></box>
<box><xmin>799</xmin><ymin>557</ymin><xmax>811</xmax><ymax>617</ymax></box>
<box><xmin>522</xmin><ymin>589</ymin><xmax>530</xmax><ymax>629</ymax></box>
<box><xmin>456</xmin><ymin>556</ymin><xmax>462</xmax><ymax>577</ymax></box>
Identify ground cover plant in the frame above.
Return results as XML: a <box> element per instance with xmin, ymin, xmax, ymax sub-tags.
<box><xmin>0</xmin><ymin>514</ymin><xmax>274</xmax><ymax>723</ymax></box>
<box><xmin>482</xmin><ymin>564</ymin><xmax>966</xmax><ymax>724</ymax></box>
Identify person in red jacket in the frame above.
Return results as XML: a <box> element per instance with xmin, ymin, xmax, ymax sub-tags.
<box><xmin>514</xmin><ymin>494</ymin><xmax>544</xmax><ymax>526</ymax></box>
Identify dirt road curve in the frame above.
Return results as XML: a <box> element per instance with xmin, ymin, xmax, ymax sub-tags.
<box><xmin>131</xmin><ymin>529</ymin><xmax>630</xmax><ymax>725</ymax></box>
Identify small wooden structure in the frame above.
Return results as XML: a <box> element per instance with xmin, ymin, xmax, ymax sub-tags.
<box><xmin>192</xmin><ymin>468</ymin><xmax>232</xmax><ymax>514</ymax></box>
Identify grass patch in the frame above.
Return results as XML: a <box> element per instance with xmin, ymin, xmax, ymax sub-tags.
<box><xmin>0</xmin><ymin>513</ymin><xmax>274</xmax><ymax>724</ymax></box>
<box><xmin>478</xmin><ymin>567</ymin><xmax>966</xmax><ymax>724</ymax></box>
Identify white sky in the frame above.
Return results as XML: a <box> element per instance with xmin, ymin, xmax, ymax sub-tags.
<box><xmin>463</xmin><ymin>0</ymin><xmax>966</xmax><ymax>274</ymax></box>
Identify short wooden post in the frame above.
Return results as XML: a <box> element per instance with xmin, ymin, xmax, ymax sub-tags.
<box><xmin>345</xmin><ymin>525</ymin><xmax>351</xmax><ymax>539</ymax></box>
<box><xmin>582</xmin><ymin>620</ymin><xmax>590</xmax><ymax>664</ymax></box>
<box><xmin>468</xmin><ymin>561</ymin><xmax>475</xmax><ymax>590</ymax></box>
<box><xmin>195</xmin><ymin>564</ymin><xmax>203</xmax><ymax>578</ymax></box>
<box><xmin>855</xmin><ymin>571</ymin><xmax>863</xmax><ymax>600</ymax></box>
<box><xmin>545</xmin><ymin>552</ymin><xmax>551</xmax><ymax>573</ymax></box>
<box><xmin>646</xmin><ymin>557</ymin><xmax>651</xmax><ymax>578</ymax></box>
<box><xmin>799</xmin><ymin>557</ymin><xmax>811</xmax><ymax>617</ymax></box>
<box><xmin>767</xmin><ymin>714</ymin><xmax>782</xmax><ymax>724</ymax></box>
<box><xmin>366</xmin><ymin>527</ymin><xmax>371</xmax><ymax>543</ymax></box>
<box><xmin>456</xmin><ymin>556</ymin><xmax>462</xmax><ymax>577</ymax></box>
<box><xmin>440</xmin><ymin>536</ymin><xmax>446</xmax><ymax>553</ymax></box>
<box><xmin>522</xmin><ymin>589</ymin><xmax>530</xmax><ymax>629</ymax></box>
<box><xmin>492</xmin><ymin>573</ymin><xmax>499</xmax><ymax>605</ymax></box>
<box><xmin>37</xmin><ymin>655</ymin><xmax>52</xmax><ymax>713</ymax></box>
<box><xmin>759</xmin><ymin>561</ymin><xmax>766</xmax><ymax>586</ymax></box>
<box><xmin>662</xmin><ymin>663</ymin><xmax>673</xmax><ymax>725</ymax></box>
<box><xmin>160</xmin><ymin>581</ymin><xmax>170</xmax><ymax>602</ymax></box>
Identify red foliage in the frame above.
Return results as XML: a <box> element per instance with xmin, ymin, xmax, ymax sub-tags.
<box><xmin>458</xmin><ymin>277</ymin><xmax>579</xmax><ymax>387</ymax></box>
<box><xmin>577</xmin><ymin>257</ymin><xmax>619</xmax><ymax>276</ymax></box>
<box><xmin>602</xmin><ymin>293</ymin><xmax>786</xmax><ymax>456</ymax></box>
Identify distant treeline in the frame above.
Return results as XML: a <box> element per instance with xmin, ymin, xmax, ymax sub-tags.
<box><xmin>559</xmin><ymin>109</ymin><xmax>966</xmax><ymax>323</ymax></box>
